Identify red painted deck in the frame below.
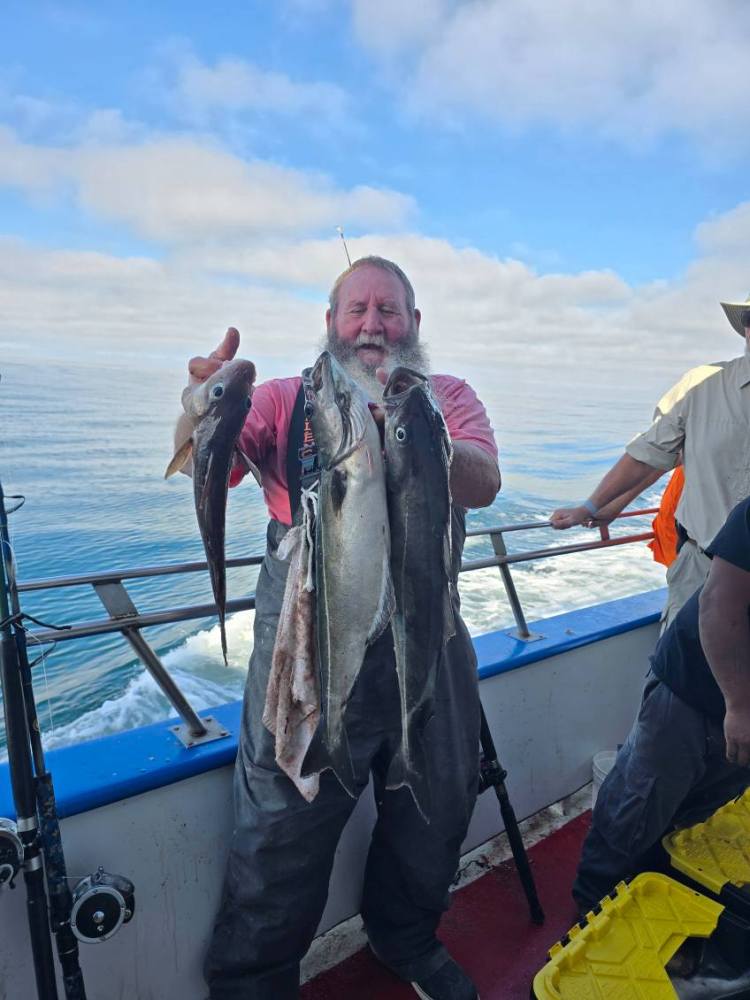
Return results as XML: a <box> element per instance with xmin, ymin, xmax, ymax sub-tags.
<box><xmin>302</xmin><ymin>812</ymin><xmax>590</xmax><ymax>1000</ymax></box>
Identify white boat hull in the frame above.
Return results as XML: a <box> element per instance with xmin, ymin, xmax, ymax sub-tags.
<box><xmin>0</xmin><ymin>592</ymin><xmax>663</xmax><ymax>999</ymax></box>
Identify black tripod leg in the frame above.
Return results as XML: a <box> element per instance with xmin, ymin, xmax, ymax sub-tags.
<box><xmin>479</xmin><ymin>706</ymin><xmax>545</xmax><ymax>925</ymax></box>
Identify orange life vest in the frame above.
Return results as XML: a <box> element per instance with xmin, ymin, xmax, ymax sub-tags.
<box><xmin>648</xmin><ymin>467</ymin><xmax>685</xmax><ymax>567</ymax></box>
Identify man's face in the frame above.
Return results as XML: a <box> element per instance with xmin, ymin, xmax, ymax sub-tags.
<box><xmin>326</xmin><ymin>265</ymin><xmax>421</xmax><ymax>373</ymax></box>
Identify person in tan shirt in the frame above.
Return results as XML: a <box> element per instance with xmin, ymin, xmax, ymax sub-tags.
<box><xmin>551</xmin><ymin>294</ymin><xmax>750</xmax><ymax>627</ymax></box>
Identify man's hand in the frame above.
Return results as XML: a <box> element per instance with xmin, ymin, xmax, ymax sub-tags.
<box><xmin>550</xmin><ymin>505</ymin><xmax>593</xmax><ymax>530</ymax></box>
<box><xmin>724</xmin><ymin>702</ymin><xmax>750</xmax><ymax>767</ymax></box>
<box><xmin>367</xmin><ymin>366</ymin><xmax>389</xmax><ymax>444</ymax></box>
<box><xmin>699</xmin><ymin>555</ymin><xmax>750</xmax><ymax>767</ymax></box>
<box><xmin>188</xmin><ymin>327</ymin><xmax>240</xmax><ymax>385</ymax></box>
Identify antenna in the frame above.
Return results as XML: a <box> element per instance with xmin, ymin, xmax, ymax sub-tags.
<box><xmin>336</xmin><ymin>226</ymin><xmax>352</xmax><ymax>267</ymax></box>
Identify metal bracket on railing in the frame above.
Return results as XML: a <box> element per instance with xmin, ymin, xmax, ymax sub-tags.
<box><xmin>489</xmin><ymin>531</ymin><xmax>543</xmax><ymax>642</ymax></box>
<box><xmin>169</xmin><ymin>716</ymin><xmax>229</xmax><ymax>749</ymax></box>
<box><xmin>92</xmin><ymin>581</ymin><xmax>229</xmax><ymax>748</ymax></box>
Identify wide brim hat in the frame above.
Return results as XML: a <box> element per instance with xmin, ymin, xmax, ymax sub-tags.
<box><xmin>720</xmin><ymin>294</ymin><xmax>750</xmax><ymax>336</ymax></box>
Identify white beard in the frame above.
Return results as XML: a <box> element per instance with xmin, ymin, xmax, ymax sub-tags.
<box><xmin>323</xmin><ymin>329</ymin><xmax>431</xmax><ymax>402</ymax></box>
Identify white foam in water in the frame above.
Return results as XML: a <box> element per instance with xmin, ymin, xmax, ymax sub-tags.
<box><xmin>160</xmin><ymin>610</ymin><xmax>255</xmax><ymax>676</ymax></box>
<box><xmin>459</xmin><ymin>530</ymin><xmax>665</xmax><ymax>636</ymax></box>
<box><xmin>1</xmin><ymin>611</ymin><xmax>257</xmax><ymax>758</ymax></box>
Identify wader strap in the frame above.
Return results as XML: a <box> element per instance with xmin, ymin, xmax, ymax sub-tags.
<box><xmin>674</xmin><ymin>520</ymin><xmax>706</xmax><ymax>556</ymax></box>
<box><xmin>286</xmin><ymin>368</ymin><xmax>319</xmax><ymax>524</ymax></box>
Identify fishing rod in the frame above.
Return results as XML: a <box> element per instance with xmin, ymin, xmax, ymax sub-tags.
<box><xmin>478</xmin><ymin>704</ymin><xmax>545</xmax><ymax>925</ymax></box>
<box><xmin>0</xmin><ymin>480</ymin><xmax>60</xmax><ymax>997</ymax></box>
<box><xmin>0</xmin><ymin>479</ymin><xmax>88</xmax><ymax>998</ymax></box>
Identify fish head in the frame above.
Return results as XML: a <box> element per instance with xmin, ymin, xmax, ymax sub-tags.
<box><xmin>309</xmin><ymin>351</ymin><xmax>369</xmax><ymax>468</ymax></box>
<box><xmin>185</xmin><ymin>359</ymin><xmax>256</xmax><ymax>426</ymax></box>
<box><xmin>383</xmin><ymin>366</ymin><xmax>452</xmax><ymax>480</ymax></box>
<box><xmin>166</xmin><ymin>359</ymin><xmax>256</xmax><ymax>479</ymax></box>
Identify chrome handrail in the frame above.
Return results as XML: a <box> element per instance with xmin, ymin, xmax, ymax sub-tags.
<box><xmin>464</xmin><ymin>507</ymin><xmax>657</xmax><ymax>640</ymax></box>
<box><xmin>13</xmin><ymin>506</ymin><xmax>660</xmax><ymax>745</ymax></box>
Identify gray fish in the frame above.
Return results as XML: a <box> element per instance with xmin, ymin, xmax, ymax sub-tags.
<box><xmin>382</xmin><ymin>366</ymin><xmax>455</xmax><ymax>820</ymax></box>
<box><xmin>301</xmin><ymin>351</ymin><xmax>394</xmax><ymax>795</ymax></box>
<box><xmin>165</xmin><ymin>359</ymin><xmax>258</xmax><ymax>664</ymax></box>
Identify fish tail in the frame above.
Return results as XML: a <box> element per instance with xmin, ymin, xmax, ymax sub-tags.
<box><xmin>301</xmin><ymin>723</ymin><xmax>357</xmax><ymax>798</ymax></box>
<box><xmin>385</xmin><ymin>732</ymin><xmax>432</xmax><ymax>823</ymax></box>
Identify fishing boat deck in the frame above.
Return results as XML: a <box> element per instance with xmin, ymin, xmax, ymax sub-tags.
<box><xmin>301</xmin><ymin>812</ymin><xmax>589</xmax><ymax>1000</ymax></box>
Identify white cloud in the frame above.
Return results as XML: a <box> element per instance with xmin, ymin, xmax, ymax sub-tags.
<box><xmin>3</xmin><ymin>203</ymin><xmax>745</xmax><ymax>385</ymax></box>
<box><xmin>0</xmin><ymin>126</ymin><xmax>415</xmax><ymax>243</ymax></box>
<box><xmin>695</xmin><ymin>201</ymin><xmax>750</xmax><ymax>256</ymax></box>
<box><xmin>173</xmin><ymin>53</ymin><xmax>350</xmax><ymax>125</ymax></box>
<box><xmin>351</xmin><ymin>0</ymin><xmax>450</xmax><ymax>55</ymax></box>
<box><xmin>0</xmin><ymin>237</ymin><xmax>321</xmax><ymax>362</ymax></box>
<box><xmin>141</xmin><ymin>42</ymin><xmax>357</xmax><ymax>140</ymax></box>
<box><xmin>350</xmin><ymin>0</ymin><xmax>750</xmax><ymax>150</ymax></box>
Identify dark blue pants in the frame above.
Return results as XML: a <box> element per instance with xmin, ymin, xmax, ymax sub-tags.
<box><xmin>574</xmin><ymin>673</ymin><xmax>750</xmax><ymax>912</ymax></box>
<box><xmin>205</xmin><ymin>520</ymin><xmax>480</xmax><ymax>999</ymax></box>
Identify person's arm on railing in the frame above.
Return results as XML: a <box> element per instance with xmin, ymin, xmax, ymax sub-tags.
<box><xmin>550</xmin><ymin>454</ymin><xmax>664</xmax><ymax>529</ymax></box>
<box><xmin>580</xmin><ymin>466</ymin><xmax>665</xmax><ymax>527</ymax></box>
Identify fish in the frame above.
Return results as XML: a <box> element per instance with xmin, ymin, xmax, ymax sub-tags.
<box><xmin>263</xmin><ymin>523</ymin><xmax>320</xmax><ymax>802</ymax></box>
<box><xmin>382</xmin><ymin>366</ymin><xmax>455</xmax><ymax>820</ymax></box>
<box><xmin>165</xmin><ymin>358</ymin><xmax>258</xmax><ymax>664</ymax></box>
<box><xmin>301</xmin><ymin>351</ymin><xmax>395</xmax><ymax>795</ymax></box>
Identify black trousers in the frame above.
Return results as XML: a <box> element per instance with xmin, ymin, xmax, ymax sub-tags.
<box><xmin>205</xmin><ymin>520</ymin><xmax>481</xmax><ymax>999</ymax></box>
<box><xmin>574</xmin><ymin>673</ymin><xmax>750</xmax><ymax>912</ymax></box>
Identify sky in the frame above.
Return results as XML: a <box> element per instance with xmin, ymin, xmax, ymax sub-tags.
<box><xmin>1</xmin><ymin>0</ymin><xmax>749</xmax><ymax>387</ymax></box>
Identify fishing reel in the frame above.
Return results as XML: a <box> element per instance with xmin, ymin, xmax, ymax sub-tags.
<box><xmin>0</xmin><ymin>818</ymin><xmax>23</xmax><ymax>887</ymax></box>
<box><xmin>70</xmin><ymin>866</ymin><xmax>135</xmax><ymax>943</ymax></box>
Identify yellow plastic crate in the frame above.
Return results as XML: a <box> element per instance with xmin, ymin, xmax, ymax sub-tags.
<box><xmin>663</xmin><ymin>788</ymin><xmax>750</xmax><ymax>899</ymax></box>
<box><xmin>532</xmin><ymin>872</ymin><xmax>723</xmax><ymax>1000</ymax></box>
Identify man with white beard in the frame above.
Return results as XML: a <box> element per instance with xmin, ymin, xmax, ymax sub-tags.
<box><xmin>178</xmin><ymin>257</ymin><xmax>500</xmax><ymax>1000</ymax></box>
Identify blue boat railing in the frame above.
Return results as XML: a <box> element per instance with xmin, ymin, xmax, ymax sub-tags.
<box><xmin>15</xmin><ymin>508</ymin><xmax>658</xmax><ymax>747</ymax></box>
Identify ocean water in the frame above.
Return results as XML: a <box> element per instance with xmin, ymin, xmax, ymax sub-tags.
<box><xmin>0</xmin><ymin>352</ymin><xmax>668</xmax><ymax>756</ymax></box>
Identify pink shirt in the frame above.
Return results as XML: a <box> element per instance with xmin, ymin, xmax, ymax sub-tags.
<box><xmin>231</xmin><ymin>374</ymin><xmax>498</xmax><ymax>526</ymax></box>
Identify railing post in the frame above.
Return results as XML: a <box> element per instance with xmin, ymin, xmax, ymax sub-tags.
<box><xmin>92</xmin><ymin>581</ymin><xmax>228</xmax><ymax>748</ymax></box>
<box><xmin>489</xmin><ymin>531</ymin><xmax>541</xmax><ymax>642</ymax></box>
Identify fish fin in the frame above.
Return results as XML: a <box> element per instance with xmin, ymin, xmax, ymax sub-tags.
<box><xmin>234</xmin><ymin>445</ymin><xmax>263</xmax><ymax>487</ymax></box>
<box><xmin>442</xmin><ymin>521</ymin><xmax>456</xmax><ymax>640</ymax></box>
<box><xmin>444</xmin><ymin>586</ymin><xmax>456</xmax><ymax>641</ymax></box>
<box><xmin>219</xmin><ymin>616</ymin><xmax>229</xmax><ymax>666</ymax></box>
<box><xmin>301</xmin><ymin>725</ymin><xmax>357</xmax><ymax>798</ymax></box>
<box><xmin>385</xmin><ymin>732</ymin><xmax>432</xmax><ymax>823</ymax></box>
<box><xmin>198</xmin><ymin>451</ymin><xmax>214</xmax><ymax>512</ymax></box>
<box><xmin>348</xmin><ymin>400</ymin><xmax>368</xmax><ymax>447</ymax></box>
<box><xmin>164</xmin><ymin>438</ymin><xmax>193</xmax><ymax>478</ymax></box>
<box><xmin>366</xmin><ymin>556</ymin><xmax>396</xmax><ymax>645</ymax></box>
<box><xmin>277</xmin><ymin>524</ymin><xmax>303</xmax><ymax>562</ymax></box>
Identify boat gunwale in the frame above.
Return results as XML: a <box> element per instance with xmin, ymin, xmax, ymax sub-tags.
<box><xmin>0</xmin><ymin>587</ymin><xmax>665</xmax><ymax>822</ymax></box>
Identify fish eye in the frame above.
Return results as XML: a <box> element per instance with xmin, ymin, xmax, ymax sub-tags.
<box><xmin>210</xmin><ymin>383</ymin><xmax>225</xmax><ymax>400</ymax></box>
<box><xmin>395</xmin><ymin>426</ymin><xmax>407</xmax><ymax>442</ymax></box>
<box><xmin>244</xmin><ymin>396</ymin><xmax>252</xmax><ymax>410</ymax></box>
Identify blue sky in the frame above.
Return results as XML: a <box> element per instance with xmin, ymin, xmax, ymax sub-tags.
<box><xmin>1</xmin><ymin>0</ymin><xmax>749</xmax><ymax>379</ymax></box>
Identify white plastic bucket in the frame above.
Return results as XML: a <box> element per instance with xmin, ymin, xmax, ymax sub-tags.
<box><xmin>592</xmin><ymin>750</ymin><xmax>618</xmax><ymax>808</ymax></box>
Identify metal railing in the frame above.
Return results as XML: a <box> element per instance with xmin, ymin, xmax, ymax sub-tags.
<box><xmin>15</xmin><ymin>508</ymin><xmax>658</xmax><ymax>748</ymax></box>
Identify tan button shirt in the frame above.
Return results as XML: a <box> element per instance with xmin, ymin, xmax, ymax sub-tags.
<box><xmin>626</xmin><ymin>352</ymin><xmax>750</xmax><ymax>549</ymax></box>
